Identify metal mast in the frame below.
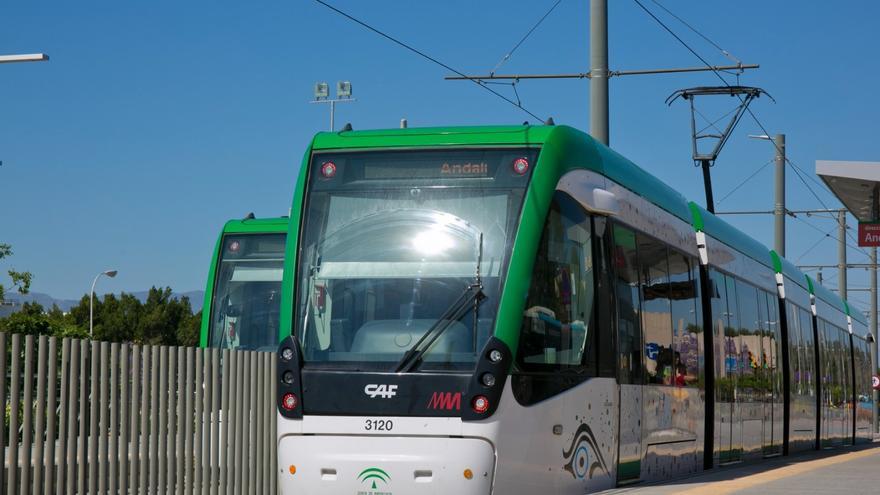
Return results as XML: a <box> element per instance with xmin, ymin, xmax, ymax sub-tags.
<box><xmin>590</xmin><ymin>0</ymin><xmax>609</xmax><ymax>145</ymax></box>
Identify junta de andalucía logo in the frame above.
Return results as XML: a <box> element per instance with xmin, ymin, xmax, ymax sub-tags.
<box><xmin>357</xmin><ymin>467</ymin><xmax>391</xmax><ymax>495</ymax></box>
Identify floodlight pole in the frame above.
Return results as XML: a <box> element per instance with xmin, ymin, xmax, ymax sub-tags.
<box><xmin>590</xmin><ymin>0</ymin><xmax>609</xmax><ymax>145</ymax></box>
<box><xmin>310</xmin><ymin>97</ymin><xmax>355</xmax><ymax>131</ymax></box>
<box><xmin>329</xmin><ymin>100</ymin><xmax>335</xmax><ymax>131</ymax></box>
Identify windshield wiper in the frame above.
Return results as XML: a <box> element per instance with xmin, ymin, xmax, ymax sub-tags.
<box><xmin>395</xmin><ymin>234</ymin><xmax>485</xmax><ymax>373</ymax></box>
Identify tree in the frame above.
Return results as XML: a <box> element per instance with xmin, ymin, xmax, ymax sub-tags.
<box><xmin>0</xmin><ymin>243</ymin><xmax>32</xmax><ymax>301</ymax></box>
<box><xmin>0</xmin><ymin>302</ymin><xmax>53</xmax><ymax>336</ymax></box>
<box><xmin>1</xmin><ymin>286</ymin><xmax>202</xmax><ymax>346</ymax></box>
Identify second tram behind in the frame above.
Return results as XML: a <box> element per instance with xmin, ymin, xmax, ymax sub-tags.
<box><xmin>201</xmin><ymin>216</ymin><xmax>287</xmax><ymax>351</ymax></box>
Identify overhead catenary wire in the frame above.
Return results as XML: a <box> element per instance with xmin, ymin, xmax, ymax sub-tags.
<box><xmin>631</xmin><ymin>0</ymin><xmax>737</xmax><ymax>86</ymax></box>
<box><xmin>785</xmin><ymin>161</ymin><xmax>871</xmax><ymax>258</ymax></box>
<box><xmin>490</xmin><ymin>0</ymin><xmax>564</xmax><ymax>76</ymax></box>
<box><xmin>795</xmin><ymin>225</ymin><xmax>834</xmax><ymax>263</ymax></box>
<box><xmin>695</xmin><ymin>105</ymin><xmax>740</xmax><ymax>137</ymax></box>
<box><xmin>647</xmin><ymin>0</ymin><xmax>743</xmax><ymax>67</ymax></box>
<box><xmin>633</xmin><ymin>0</ymin><xmax>876</xmax><ymax>266</ymax></box>
<box><xmin>717</xmin><ymin>158</ymin><xmax>773</xmax><ymax>205</ymax></box>
<box><xmin>786</xmin><ymin>157</ymin><xmax>839</xmax><ymax>205</ymax></box>
<box><xmin>790</xmin><ymin>213</ymin><xmax>870</xmax><ymax>260</ymax></box>
<box><xmin>631</xmin><ymin>0</ymin><xmax>828</xmax><ymax>205</ymax></box>
<box><xmin>313</xmin><ymin>0</ymin><xmax>545</xmax><ymax>122</ymax></box>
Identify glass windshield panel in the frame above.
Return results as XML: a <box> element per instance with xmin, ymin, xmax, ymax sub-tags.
<box><xmin>209</xmin><ymin>232</ymin><xmax>285</xmax><ymax>351</ymax></box>
<box><xmin>296</xmin><ymin>148</ymin><xmax>538</xmax><ymax>371</ymax></box>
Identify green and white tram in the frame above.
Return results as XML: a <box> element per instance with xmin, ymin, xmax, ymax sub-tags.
<box><xmin>201</xmin><ymin>216</ymin><xmax>287</xmax><ymax>351</ymax></box>
<box><xmin>275</xmin><ymin>125</ymin><xmax>874</xmax><ymax>494</ymax></box>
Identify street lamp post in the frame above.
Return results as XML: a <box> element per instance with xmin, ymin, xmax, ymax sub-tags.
<box><xmin>90</xmin><ymin>270</ymin><xmax>118</xmax><ymax>338</ymax></box>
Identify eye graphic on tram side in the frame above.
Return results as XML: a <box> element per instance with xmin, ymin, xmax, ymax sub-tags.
<box><xmin>562</xmin><ymin>423</ymin><xmax>608</xmax><ymax>480</ymax></box>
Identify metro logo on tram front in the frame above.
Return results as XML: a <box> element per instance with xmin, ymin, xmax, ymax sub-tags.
<box><xmin>426</xmin><ymin>392</ymin><xmax>461</xmax><ymax>411</ymax></box>
<box><xmin>364</xmin><ymin>384</ymin><xmax>398</xmax><ymax>399</ymax></box>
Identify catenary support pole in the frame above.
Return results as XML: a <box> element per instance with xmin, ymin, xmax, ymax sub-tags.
<box><xmin>871</xmin><ymin>247</ymin><xmax>878</xmax><ymax>433</ymax></box>
<box><xmin>839</xmin><ymin>210</ymin><xmax>847</xmax><ymax>300</ymax></box>
<box><xmin>774</xmin><ymin>134</ymin><xmax>786</xmax><ymax>257</ymax></box>
<box><xmin>590</xmin><ymin>0</ymin><xmax>608</xmax><ymax>145</ymax></box>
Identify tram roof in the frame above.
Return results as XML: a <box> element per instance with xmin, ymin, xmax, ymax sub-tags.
<box><xmin>310</xmin><ymin>125</ymin><xmax>557</xmax><ymax>151</ymax></box>
<box><xmin>222</xmin><ymin>217</ymin><xmax>288</xmax><ymax>234</ymax></box>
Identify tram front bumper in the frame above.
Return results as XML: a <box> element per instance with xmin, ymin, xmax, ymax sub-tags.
<box><xmin>278</xmin><ymin>434</ymin><xmax>495</xmax><ymax>494</ymax></box>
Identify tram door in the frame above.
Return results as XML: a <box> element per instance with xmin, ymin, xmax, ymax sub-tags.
<box><xmin>612</xmin><ymin>225</ymin><xmax>642</xmax><ymax>483</ymax></box>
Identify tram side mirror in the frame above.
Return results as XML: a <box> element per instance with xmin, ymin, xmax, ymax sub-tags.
<box><xmin>586</xmin><ymin>188</ymin><xmax>619</xmax><ymax>216</ymax></box>
<box><xmin>556</xmin><ymin>173</ymin><xmax>619</xmax><ymax>216</ymax></box>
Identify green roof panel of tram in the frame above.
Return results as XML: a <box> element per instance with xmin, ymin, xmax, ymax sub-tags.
<box><xmin>774</xmin><ymin>252</ymin><xmax>811</xmax><ymax>291</ymax></box>
<box><xmin>310</xmin><ymin>125</ymin><xmax>556</xmax><ymax>150</ymax></box>
<box><xmin>812</xmin><ymin>276</ymin><xmax>849</xmax><ymax>323</ymax></box>
<box><xmin>221</xmin><ymin>217</ymin><xmax>289</xmax><ymax>234</ymax></box>
<box><xmin>852</xmin><ymin>303</ymin><xmax>868</xmax><ymax>325</ymax></box>
<box><xmin>687</xmin><ymin>201</ymin><xmax>773</xmax><ymax>270</ymax></box>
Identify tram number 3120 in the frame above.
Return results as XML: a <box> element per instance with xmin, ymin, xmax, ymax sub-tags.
<box><xmin>364</xmin><ymin>419</ymin><xmax>394</xmax><ymax>431</ymax></box>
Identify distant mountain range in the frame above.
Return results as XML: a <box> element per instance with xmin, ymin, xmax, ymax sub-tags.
<box><xmin>2</xmin><ymin>290</ymin><xmax>205</xmax><ymax>314</ymax></box>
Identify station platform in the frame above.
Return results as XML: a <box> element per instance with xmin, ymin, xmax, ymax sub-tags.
<box><xmin>597</xmin><ymin>441</ymin><xmax>880</xmax><ymax>495</ymax></box>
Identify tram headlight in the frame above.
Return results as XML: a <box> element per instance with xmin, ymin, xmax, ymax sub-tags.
<box><xmin>282</xmin><ymin>371</ymin><xmax>295</xmax><ymax>384</ymax></box>
<box><xmin>480</xmin><ymin>372</ymin><xmax>496</xmax><ymax>387</ymax></box>
<box><xmin>488</xmin><ymin>349</ymin><xmax>503</xmax><ymax>363</ymax></box>
<box><xmin>281</xmin><ymin>347</ymin><xmax>294</xmax><ymax>361</ymax></box>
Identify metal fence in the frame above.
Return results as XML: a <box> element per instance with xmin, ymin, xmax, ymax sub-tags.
<box><xmin>1</xmin><ymin>332</ymin><xmax>278</xmax><ymax>494</ymax></box>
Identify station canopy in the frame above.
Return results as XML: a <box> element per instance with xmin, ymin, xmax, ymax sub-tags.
<box><xmin>816</xmin><ymin>160</ymin><xmax>880</xmax><ymax>223</ymax></box>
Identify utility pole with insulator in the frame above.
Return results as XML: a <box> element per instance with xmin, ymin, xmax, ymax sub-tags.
<box><xmin>774</xmin><ymin>134</ymin><xmax>786</xmax><ymax>257</ymax></box>
<box><xmin>590</xmin><ymin>0</ymin><xmax>608</xmax><ymax>145</ymax></box>
<box><xmin>749</xmin><ymin>133</ymin><xmax>786</xmax><ymax>256</ymax></box>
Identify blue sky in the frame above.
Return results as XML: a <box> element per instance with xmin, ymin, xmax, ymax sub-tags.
<box><xmin>0</xmin><ymin>1</ymin><xmax>878</xmax><ymax>313</ymax></box>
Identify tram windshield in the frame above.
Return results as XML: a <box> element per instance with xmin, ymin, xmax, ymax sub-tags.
<box><xmin>296</xmin><ymin>148</ymin><xmax>538</xmax><ymax>371</ymax></box>
<box><xmin>209</xmin><ymin>233</ymin><xmax>285</xmax><ymax>351</ymax></box>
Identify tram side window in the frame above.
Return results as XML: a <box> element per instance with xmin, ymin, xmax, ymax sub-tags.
<box><xmin>763</xmin><ymin>290</ymin><xmax>782</xmax><ymax>398</ymax></box>
<box><xmin>637</xmin><ymin>234</ymin><xmax>674</xmax><ymax>385</ymax></box>
<box><xmin>842</xmin><ymin>327</ymin><xmax>853</xmax><ymax>408</ymax></box>
<box><xmin>612</xmin><ymin>224</ymin><xmax>642</xmax><ymax>384</ymax></box>
<box><xmin>735</xmin><ymin>281</ymin><xmax>761</xmax><ymax>397</ymax></box>
<box><xmin>787</xmin><ymin>302</ymin><xmax>803</xmax><ymax>395</ymax></box>
<box><xmin>799</xmin><ymin>308</ymin><xmax>815</xmax><ymax>395</ymax></box>
<box><xmin>518</xmin><ymin>192</ymin><xmax>596</xmax><ymax>373</ymax></box>
<box><xmin>708</xmin><ymin>269</ymin><xmax>727</xmax><ymax>384</ymax></box>
<box><xmin>668</xmin><ymin>250</ymin><xmax>700</xmax><ymax>387</ymax></box>
<box><xmin>858</xmin><ymin>339</ymin><xmax>872</xmax><ymax>404</ymax></box>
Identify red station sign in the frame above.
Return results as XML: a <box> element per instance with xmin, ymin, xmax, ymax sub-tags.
<box><xmin>857</xmin><ymin>222</ymin><xmax>880</xmax><ymax>247</ymax></box>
